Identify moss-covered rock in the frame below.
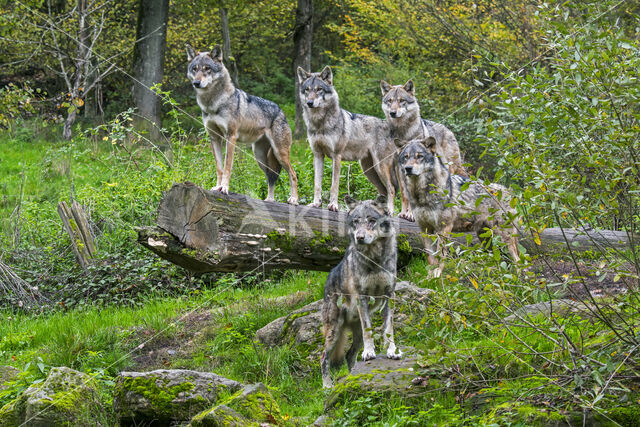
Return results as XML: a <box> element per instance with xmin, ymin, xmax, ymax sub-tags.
<box><xmin>113</xmin><ymin>369</ymin><xmax>243</xmax><ymax>425</ymax></box>
<box><xmin>325</xmin><ymin>355</ymin><xmax>418</xmax><ymax>410</ymax></box>
<box><xmin>189</xmin><ymin>383</ymin><xmax>284</xmax><ymax>426</ymax></box>
<box><xmin>0</xmin><ymin>366</ymin><xmax>103</xmax><ymax>427</ymax></box>
<box><xmin>189</xmin><ymin>404</ymin><xmax>257</xmax><ymax>426</ymax></box>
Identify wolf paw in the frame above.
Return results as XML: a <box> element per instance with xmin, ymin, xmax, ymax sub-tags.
<box><xmin>322</xmin><ymin>378</ymin><xmax>334</xmax><ymax>389</ymax></box>
<box><xmin>398</xmin><ymin>211</ymin><xmax>415</xmax><ymax>222</ymax></box>
<box><xmin>361</xmin><ymin>348</ymin><xmax>376</xmax><ymax>361</ymax></box>
<box><xmin>327</xmin><ymin>202</ymin><xmax>339</xmax><ymax>212</ymax></box>
<box><xmin>264</xmin><ymin>196</ymin><xmax>275</xmax><ymax>202</ymax></box>
<box><xmin>428</xmin><ymin>267</ymin><xmax>442</xmax><ymax>279</ymax></box>
<box><xmin>287</xmin><ymin>196</ymin><xmax>299</xmax><ymax>205</ymax></box>
<box><xmin>386</xmin><ymin>344</ymin><xmax>403</xmax><ymax>360</ymax></box>
<box><xmin>308</xmin><ymin>201</ymin><xmax>322</xmax><ymax>208</ymax></box>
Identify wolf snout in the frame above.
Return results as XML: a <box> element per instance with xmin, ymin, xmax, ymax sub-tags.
<box><xmin>389</xmin><ymin>111</ymin><xmax>397</xmax><ymax>118</ymax></box>
<box><xmin>306</xmin><ymin>100</ymin><xmax>315</xmax><ymax>108</ymax></box>
<box><xmin>355</xmin><ymin>233</ymin><xmax>366</xmax><ymax>243</ymax></box>
<box><xmin>192</xmin><ymin>80</ymin><xmax>201</xmax><ymax>88</ymax></box>
<box><xmin>404</xmin><ymin>166</ymin><xmax>413</xmax><ymax>175</ymax></box>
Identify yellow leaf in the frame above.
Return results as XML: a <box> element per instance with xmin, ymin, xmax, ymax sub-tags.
<box><xmin>470</xmin><ymin>277</ymin><xmax>478</xmax><ymax>289</ymax></box>
<box><xmin>102</xmin><ymin>136</ymin><xmax>108</xmax><ymax>141</ymax></box>
<box><xmin>533</xmin><ymin>232</ymin><xmax>542</xmax><ymax>246</ymax></box>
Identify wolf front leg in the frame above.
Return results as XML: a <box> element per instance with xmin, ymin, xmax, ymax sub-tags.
<box><xmin>218</xmin><ymin>132</ymin><xmax>237</xmax><ymax>194</ymax></box>
<box><xmin>381</xmin><ymin>295</ymin><xmax>402</xmax><ymax>359</ymax></box>
<box><xmin>207</xmin><ymin>130</ymin><xmax>224</xmax><ymax>191</ymax></box>
<box><xmin>421</xmin><ymin>233</ymin><xmax>442</xmax><ymax>278</ymax></box>
<box><xmin>308</xmin><ymin>151</ymin><xmax>324</xmax><ymax>208</ymax></box>
<box><xmin>356</xmin><ymin>295</ymin><xmax>376</xmax><ymax>361</ymax></box>
<box><xmin>397</xmin><ymin>167</ymin><xmax>414</xmax><ymax>222</ymax></box>
<box><xmin>327</xmin><ymin>155</ymin><xmax>342</xmax><ymax>212</ymax></box>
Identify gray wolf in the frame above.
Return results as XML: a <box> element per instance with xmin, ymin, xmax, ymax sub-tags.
<box><xmin>396</xmin><ymin>137</ymin><xmax>520</xmax><ymax>278</ymax></box>
<box><xmin>187</xmin><ymin>44</ymin><xmax>298</xmax><ymax>204</ymax></box>
<box><xmin>321</xmin><ymin>195</ymin><xmax>402</xmax><ymax>388</ymax></box>
<box><xmin>381</xmin><ymin>80</ymin><xmax>466</xmax><ymax>177</ymax></box>
<box><xmin>297</xmin><ymin>66</ymin><xmax>412</xmax><ymax>218</ymax></box>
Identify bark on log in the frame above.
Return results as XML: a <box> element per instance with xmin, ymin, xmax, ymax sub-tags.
<box><xmin>137</xmin><ymin>182</ymin><xmax>636</xmax><ymax>273</ymax></box>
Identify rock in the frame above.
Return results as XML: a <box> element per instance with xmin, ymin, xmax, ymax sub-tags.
<box><xmin>325</xmin><ymin>354</ymin><xmax>419</xmax><ymax>409</ymax></box>
<box><xmin>113</xmin><ymin>369</ymin><xmax>242</xmax><ymax>425</ymax></box>
<box><xmin>312</xmin><ymin>414</ymin><xmax>331</xmax><ymax>426</ymax></box>
<box><xmin>189</xmin><ymin>382</ymin><xmax>283</xmax><ymax>426</ymax></box>
<box><xmin>503</xmin><ymin>299</ymin><xmax>595</xmax><ymax>322</ymax></box>
<box><xmin>189</xmin><ymin>404</ymin><xmax>253</xmax><ymax>426</ymax></box>
<box><xmin>0</xmin><ymin>366</ymin><xmax>19</xmax><ymax>392</ymax></box>
<box><xmin>255</xmin><ymin>281</ymin><xmax>433</xmax><ymax>348</ymax></box>
<box><xmin>0</xmin><ymin>366</ymin><xmax>103</xmax><ymax>427</ymax></box>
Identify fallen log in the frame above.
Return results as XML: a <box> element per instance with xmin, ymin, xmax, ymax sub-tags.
<box><xmin>136</xmin><ymin>182</ymin><xmax>636</xmax><ymax>273</ymax></box>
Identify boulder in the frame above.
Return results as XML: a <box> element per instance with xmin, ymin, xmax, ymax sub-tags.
<box><xmin>189</xmin><ymin>382</ymin><xmax>283</xmax><ymax>426</ymax></box>
<box><xmin>503</xmin><ymin>299</ymin><xmax>595</xmax><ymax>323</ymax></box>
<box><xmin>113</xmin><ymin>369</ymin><xmax>242</xmax><ymax>425</ymax></box>
<box><xmin>0</xmin><ymin>366</ymin><xmax>103</xmax><ymax>427</ymax></box>
<box><xmin>255</xmin><ymin>281</ymin><xmax>433</xmax><ymax>348</ymax></box>
<box><xmin>325</xmin><ymin>354</ymin><xmax>419</xmax><ymax>409</ymax></box>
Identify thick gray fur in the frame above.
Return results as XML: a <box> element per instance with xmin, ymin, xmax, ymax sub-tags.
<box><xmin>187</xmin><ymin>44</ymin><xmax>298</xmax><ymax>204</ymax></box>
<box><xmin>381</xmin><ymin>80</ymin><xmax>466</xmax><ymax>177</ymax></box>
<box><xmin>297</xmin><ymin>66</ymin><xmax>411</xmax><ymax>218</ymax></box>
<box><xmin>397</xmin><ymin>137</ymin><xmax>520</xmax><ymax>278</ymax></box>
<box><xmin>320</xmin><ymin>195</ymin><xmax>402</xmax><ymax>388</ymax></box>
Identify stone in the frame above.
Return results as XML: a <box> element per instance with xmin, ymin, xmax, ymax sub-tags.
<box><xmin>0</xmin><ymin>366</ymin><xmax>103</xmax><ymax>427</ymax></box>
<box><xmin>503</xmin><ymin>299</ymin><xmax>595</xmax><ymax>323</ymax></box>
<box><xmin>189</xmin><ymin>382</ymin><xmax>283</xmax><ymax>426</ymax></box>
<box><xmin>325</xmin><ymin>354</ymin><xmax>419</xmax><ymax>409</ymax></box>
<box><xmin>113</xmin><ymin>369</ymin><xmax>242</xmax><ymax>424</ymax></box>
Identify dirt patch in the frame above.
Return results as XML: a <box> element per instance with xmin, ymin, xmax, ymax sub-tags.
<box><xmin>530</xmin><ymin>258</ymin><xmax>637</xmax><ymax>299</ymax></box>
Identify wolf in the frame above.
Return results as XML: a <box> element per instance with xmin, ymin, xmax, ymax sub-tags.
<box><xmin>187</xmin><ymin>44</ymin><xmax>298</xmax><ymax>204</ymax></box>
<box><xmin>297</xmin><ymin>66</ymin><xmax>412</xmax><ymax>219</ymax></box>
<box><xmin>381</xmin><ymin>80</ymin><xmax>466</xmax><ymax>177</ymax></box>
<box><xmin>396</xmin><ymin>137</ymin><xmax>520</xmax><ymax>278</ymax></box>
<box><xmin>321</xmin><ymin>195</ymin><xmax>402</xmax><ymax>388</ymax></box>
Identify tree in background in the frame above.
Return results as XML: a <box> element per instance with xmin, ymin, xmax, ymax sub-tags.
<box><xmin>132</xmin><ymin>0</ymin><xmax>169</xmax><ymax>142</ymax></box>
<box><xmin>293</xmin><ymin>0</ymin><xmax>313</xmax><ymax>139</ymax></box>
<box><xmin>218</xmin><ymin>0</ymin><xmax>239</xmax><ymax>86</ymax></box>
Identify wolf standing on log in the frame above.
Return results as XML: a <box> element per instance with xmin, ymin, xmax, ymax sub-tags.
<box><xmin>187</xmin><ymin>44</ymin><xmax>298</xmax><ymax>204</ymax></box>
<box><xmin>381</xmin><ymin>80</ymin><xmax>466</xmax><ymax>178</ymax></box>
<box><xmin>321</xmin><ymin>195</ymin><xmax>402</xmax><ymax>388</ymax></box>
<box><xmin>297</xmin><ymin>66</ymin><xmax>412</xmax><ymax>218</ymax></box>
<box><xmin>396</xmin><ymin>137</ymin><xmax>520</xmax><ymax>278</ymax></box>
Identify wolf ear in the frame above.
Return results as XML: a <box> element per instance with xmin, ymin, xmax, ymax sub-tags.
<box><xmin>297</xmin><ymin>67</ymin><xmax>311</xmax><ymax>84</ymax></box>
<box><xmin>209</xmin><ymin>45</ymin><xmax>223</xmax><ymax>61</ymax></box>
<box><xmin>380</xmin><ymin>80</ymin><xmax>392</xmax><ymax>96</ymax></box>
<box><xmin>421</xmin><ymin>136</ymin><xmax>437</xmax><ymax>153</ymax></box>
<box><xmin>320</xmin><ymin>65</ymin><xmax>333</xmax><ymax>85</ymax></box>
<box><xmin>186</xmin><ymin>44</ymin><xmax>196</xmax><ymax>61</ymax></box>
<box><xmin>403</xmin><ymin>79</ymin><xmax>415</xmax><ymax>96</ymax></box>
<box><xmin>344</xmin><ymin>195</ymin><xmax>359</xmax><ymax>210</ymax></box>
<box><xmin>394</xmin><ymin>138</ymin><xmax>408</xmax><ymax>150</ymax></box>
<box><xmin>373</xmin><ymin>195</ymin><xmax>388</xmax><ymax>213</ymax></box>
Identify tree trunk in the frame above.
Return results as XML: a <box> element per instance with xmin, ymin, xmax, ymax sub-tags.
<box><xmin>218</xmin><ymin>3</ymin><xmax>238</xmax><ymax>86</ymax></box>
<box><xmin>132</xmin><ymin>0</ymin><xmax>169</xmax><ymax>143</ymax></box>
<box><xmin>293</xmin><ymin>0</ymin><xmax>313</xmax><ymax>139</ymax></box>
<box><xmin>136</xmin><ymin>182</ymin><xmax>638</xmax><ymax>273</ymax></box>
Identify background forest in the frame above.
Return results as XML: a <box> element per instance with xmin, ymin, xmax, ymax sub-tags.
<box><xmin>1</xmin><ymin>0</ymin><xmax>640</xmax><ymax>425</ymax></box>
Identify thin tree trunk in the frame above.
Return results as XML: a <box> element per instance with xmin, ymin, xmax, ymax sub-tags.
<box><xmin>219</xmin><ymin>3</ymin><xmax>238</xmax><ymax>86</ymax></box>
<box><xmin>132</xmin><ymin>0</ymin><xmax>169</xmax><ymax>143</ymax></box>
<box><xmin>293</xmin><ymin>0</ymin><xmax>313</xmax><ymax>139</ymax></box>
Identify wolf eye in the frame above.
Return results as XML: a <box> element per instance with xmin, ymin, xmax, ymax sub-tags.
<box><xmin>416</xmin><ymin>153</ymin><xmax>424</xmax><ymax>159</ymax></box>
<box><xmin>202</xmin><ymin>65</ymin><xmax>210</xmax><ymax>71</ymax></box>
<box><xmin>402</xmin><ymin>155</ymin><xmax>408</xmax><ymax>162</ymax></box>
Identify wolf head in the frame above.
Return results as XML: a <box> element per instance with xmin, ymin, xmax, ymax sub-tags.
<box><xmin>186</xmin><ymin>44</ymin><xmax>228</xmax><ymax>90</ymax></box>
<box><xmin>297</xmin><ymin>66</ymin><xmax>337</xmax><ymax>109</ymax></box>
<box><xmin>344</xmin><ymin>195</ymin><xmax>392</xmax><ymax>246</ymax></box>
<box><xmin>395</xmin><ymin>137</ymin><xmax>438</xmax><ymax>177</ymax></box>
<box><xmin>380</xmin><ymin>80</ymin><xmax>419</xmax><ymax>120</ymax></box>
